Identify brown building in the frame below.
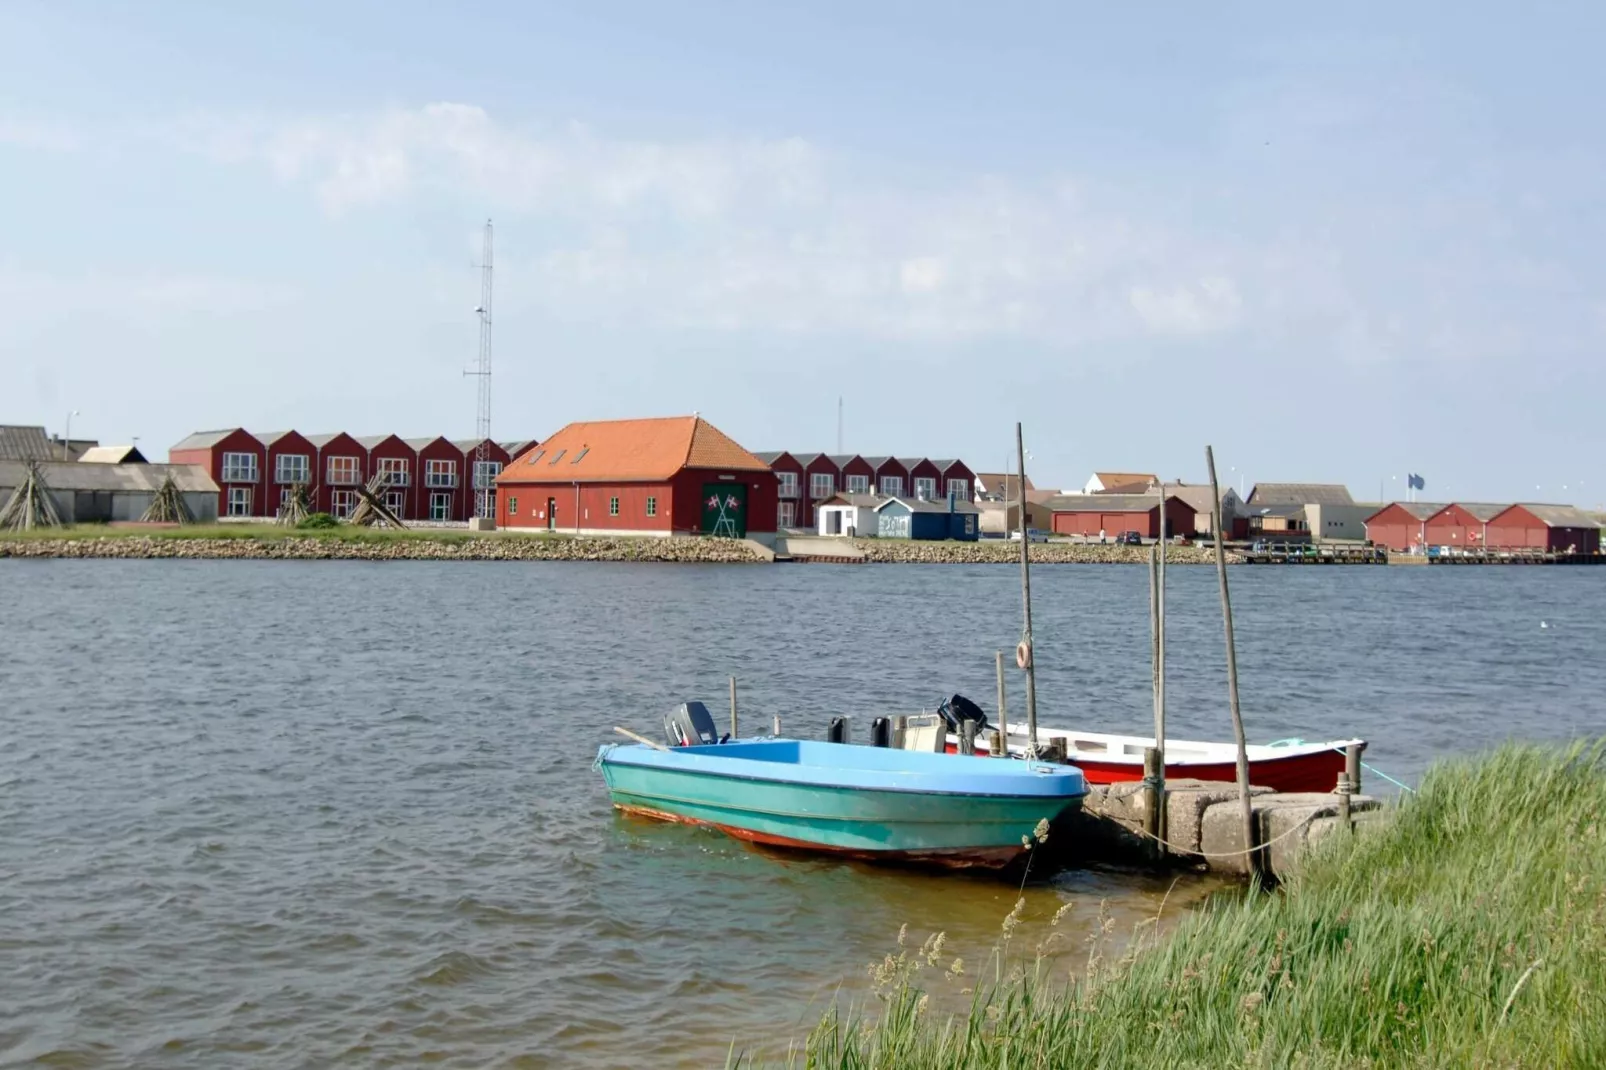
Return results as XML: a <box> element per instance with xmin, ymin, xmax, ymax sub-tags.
<box><xmin>1045</xmin><ymin>493</ymin><xmax>1197</xmax><ymax>539</ymax></box>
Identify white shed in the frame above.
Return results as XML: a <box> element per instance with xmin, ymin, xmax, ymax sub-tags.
<box><xmin>816</xmin><ymin>492</ymin><xmax>884</xmax><ymax>537</ymax></box>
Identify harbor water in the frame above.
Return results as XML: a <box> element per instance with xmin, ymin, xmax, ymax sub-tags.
<box><xmin>2</xmin><ymin>560</ymin><xmax>1603</xmax><ymax>1067</ymax></box>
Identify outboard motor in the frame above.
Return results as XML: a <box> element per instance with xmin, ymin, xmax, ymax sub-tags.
<box><xmin>827</xmin><ymin>715</ymin><xmax>851</xmax><ymax>743</ymax></box>
<box><xmin>870</xmin><ymin>716</ymin><xmax>891</xmax><ymax>748</ymax></box>
<box><xmin>936</xmin><ymin>694</ymin><xmax>989</xmax><ymax>735</ymax></box>
<box><xmin>664</xmin><ymin>701</ymin><xmax>723</xmax><ymax>747</ymax></box>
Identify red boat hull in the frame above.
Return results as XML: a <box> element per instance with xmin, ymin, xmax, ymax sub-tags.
<box><xmin>943</xmin><ymin>746</ymin><xmax>1346</xmax><ymax>793</ymax></box>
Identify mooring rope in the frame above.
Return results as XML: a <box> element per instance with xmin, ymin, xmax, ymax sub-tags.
<box><xmin>1328</xmin><ymin>745</ymin><xmax>1417</xmax><ymax>794</ymax></box>
<box><xmin>1121</xmin><ymin>810</ymin><xmax>1319</xmax><ymax>860</ymax></box>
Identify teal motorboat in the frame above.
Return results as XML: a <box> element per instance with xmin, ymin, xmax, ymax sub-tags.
<box><xmin>595</xmin><ymin>711</ymin><xmax>1087</xmax><ymax>870</ymax></box>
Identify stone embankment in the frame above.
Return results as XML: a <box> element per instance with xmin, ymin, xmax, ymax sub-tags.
<box><xmin>0</xmin><ymin>535</ymin><xmax>768</xmax><ymax>564</ymax></box>
<box><xmin>852</xmin><ymin>540</ymin><xmax>1242</xmax><ymax>565</ymax></box>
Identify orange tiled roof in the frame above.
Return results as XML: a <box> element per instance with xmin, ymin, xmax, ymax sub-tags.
<box><xmin>497</xmin><ymin>416</ymin><xmax>771</xmax><ymax>484</ymax></box>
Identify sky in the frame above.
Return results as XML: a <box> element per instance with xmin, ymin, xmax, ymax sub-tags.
<box><xmin>2</xmin><ymin>1</ymin><xmax>1603</xmax><ymax>504</ymax></box>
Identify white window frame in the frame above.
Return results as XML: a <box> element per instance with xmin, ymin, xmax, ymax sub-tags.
<box><xmin>810</xmin><ymin>472</ymin><xmax>835</xmax><ymax>499</ymax></box>
<box><xmin>331</xmin><ymin>490</ymin><xmax>356</xmax><ymax>518</ymax></box>
<box><xmin>913</xmin><ymin>477</ymin><xmax>937</xmax><ymax>501</ymax></box>
<box><xmin>326</xmin><ymin>455</ymin><xmax>361</xmax><ymax>485</ymax></box>
<box><xmin>879</xmin><ymin>475</ymin><xmax>903</xmax><ymax>497</ymax></box>
<box><xmin>274</xmin><ymin>453</ymin><xmax>310</xmax><ymax>485</ymax></box>
<box><xmin>473</xmin><ymin>460</ymin><xmax>502</xmax><ymax>488</ymax></box>
<box><xmin>609</xmin><ymin>496</ymin><xmax>620</xmax><ymax>517</ymax></box>
<box><xmin>946</xmin><ymin>478</ymin><xmax>970</xmax><ymax>501</ymax></box>
<box><xmin>429</xmin><ymin>492</ymin><xmax>451</xmax><ymax>521</ymax></box>
<box><xmin>227</xmin><ymin>487</ymin><xmax>253</xmax><ymax>516</ymax></box>
<box><xmin>847</xmin><ymin>474</ymin><xmax>870</xmax><ymax>494</ymax></box>
<box><xmin>221</xmin><ymin>452</ymin><xmax>258</xmax><ymax>484</ymax></box>
<box><xmin>776</xmin><ymin>471</ymin><xmax>799</xmax><ymax>498</ymax></box>
<box><xmin>778</xmin><ymin>501</ymin><xmax>796</xmax><ymax>528</ymax></box>
<box><xmin>646</xmin><ymin>497</ymin><xmax>657</xmax><ymax>517</ymax></box>
<box><xmin>376</xmin><ymin>457</ymin><xmax>410</xmax><ymax>486</ymax></box>
<box><xmin>383</xmin><ymin>489</ymin><xmax>406</xmax><ymax>517</ymax></box>
<box><xmin>425</xmin><ymin>459</ymin><xmax>457</xmax><ymax>488</ymax></box>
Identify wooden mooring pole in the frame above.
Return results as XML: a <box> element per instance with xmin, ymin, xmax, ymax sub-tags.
<box><xmin>994</xmin><ymin>650</ymin><xmax>1009</xmax><ymax>757</ymax></box>
<box><xmin>1207</xmin><ymin>445</ymin><xmax>1257</xmax><ymax>877</ymax></box>
<box><xmin>1016</xmin><ymin>422</ymin><xmax>1040</xmax><ymax>755</ymax></box>
<box><xmin>729</xmin><ymin>675</ymin><xmax>738</xmax><ymax>739</ymax></box>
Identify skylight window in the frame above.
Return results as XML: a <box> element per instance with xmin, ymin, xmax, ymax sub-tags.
<box><xmin>572</xmin><ymin>447</ymin><xmax>589</xmax><ymax>463</ymax></box>
<box><xmin>549</xmin><ymin>449</ymin><xmax>567</xmax><ymax>464</ymax></box>
<box><xmin>527</xmin><ymin>450</ymin><xmax>546</xmax><ymax>465</ymax></box>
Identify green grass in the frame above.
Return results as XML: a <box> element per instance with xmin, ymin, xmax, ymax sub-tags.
<box><xmin>756</xmin><ymin>742</ymin><xmax>1606</xmax><ymax>1069</ymax></box>
<box><xmin>0</xmin><ymin>522</ymin><xmax>567</xmax><ymax>543</ymax></box>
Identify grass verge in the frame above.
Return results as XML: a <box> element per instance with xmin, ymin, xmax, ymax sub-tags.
<box><xmin>755</xmin><ymin>741</ymin><xmax>1606</xmax><ymax>1068</ymax></box>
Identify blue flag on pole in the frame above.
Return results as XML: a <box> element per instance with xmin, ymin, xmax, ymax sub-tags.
<box><xmin>1408</xmin><ymin>473</ymin><xmax>1425</xmax><ymax>491</ymax></box>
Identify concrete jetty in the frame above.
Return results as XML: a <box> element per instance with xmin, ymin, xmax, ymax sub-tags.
<box><xmin>1067</xmin><ymin>778</ymin><xmax>1386</xmax><ymax>879</ymax></box>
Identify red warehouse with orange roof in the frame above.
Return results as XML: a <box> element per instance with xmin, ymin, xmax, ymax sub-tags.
<box><xmin>495</xmin><ymin>415</ymin><xmax>778</xmax><ymax>538</ymax></box>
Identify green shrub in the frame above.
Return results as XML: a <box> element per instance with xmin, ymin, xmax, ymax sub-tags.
<box><xmin>296</xmin><ymin>512</ymin><xmax>338</xmax><ymax>529</ymax></box>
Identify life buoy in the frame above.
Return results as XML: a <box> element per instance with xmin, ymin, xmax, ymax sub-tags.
<box><xmin>1015</xmin><ymin>641</ymin><xmax>1032</xmax><ymax>669</ymax></box>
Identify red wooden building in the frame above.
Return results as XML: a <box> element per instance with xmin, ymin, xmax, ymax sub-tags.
<box><xmin>170</xmin><ymin>428</ymin><xmax>265</xmax><ymax>518</ymax></box>
<box><xmin>406</xmin><ymin>436</ymin><xmax>465</xmax><ymax>522</ymax></box>
<box><xmin>1484</xmin><ymin>504</ymin><xmax>1601</xmax><ymax>553</ymax></box>
<box><xmin>1362</xmin><ymin>502</ymin><xmax>1444</xmax><ymax>552</ymax></box>
<box><xmin>933</xmin><ymin>459</ymin><xmax>976</xmax><ymax>504</ymax></box>
<box><xmin>454</xmin><ymin>438</ymin><xmax>512</xmax><ymax>521</ymax></box>
<box><xmin>496</xmin><ymin>415</ymin><xmax>778</xmax><ymax>537</ymax></box>
<box><xmin>865</xmin><ymin>457</ymin><xmax>910</xmax><ymax>497</ymax></box>
<box><xmin>901</xmin><ymin>457</ymin><xmax>945</xmax><ymax>502</ymax></box>
<box><xmin>1046</xmin><ymin>493</ymin><xmax>1197</xmax><ymax>539</ymax></box>
<box><xmin>306</xmin><ymin>433</ymin><xmax>368</xmax><ymax>517</ymax></box>
<box><xmin>756</xmin><ymin>452</ymin><xmax>805</xmax><ymax>529</ymax></box>
<box><xmin>355</xmin><ymin>435</ymin><xmax>416</xmax><ymax>519</ymax></box>
<box><xmin>831</xmin><ymin>454</ymin><xmax>876</xmax><ymax>496</ymax></box>
<box><xmin>258</xmin><ymin>431</ymin><xmax>317</xmax><ymax>518</ymax></box>
<box><xmin>1423</xmin><ymin>503</ymin><xmax>1505</xmax><ymax>550</ymax></box>
<box><xmin>799</xmin><ymin>453</ymin><xmax>841</xmax><ymax>528</ymax></box>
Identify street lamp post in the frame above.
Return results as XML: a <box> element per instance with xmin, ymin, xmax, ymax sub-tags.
<box><xmin>63</xmin><ymin>410</ymin><xmax>80</xmax><ymax>460</ymax></box>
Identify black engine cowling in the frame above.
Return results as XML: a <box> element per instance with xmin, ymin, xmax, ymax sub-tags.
<box><xmin>936</xmin><ymin>693</ymin><xmax>989</xmax><ymax>734</ymax></box>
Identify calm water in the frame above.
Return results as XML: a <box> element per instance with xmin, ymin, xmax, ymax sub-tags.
<box><xmin>3</xmin><ymin>560</ymin><xmax>1604</xmax><ymax>1067</ymax></box>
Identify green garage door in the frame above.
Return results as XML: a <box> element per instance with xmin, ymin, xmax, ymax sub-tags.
<box><xmin>701</xmin><ymin>483</ymin><xmax>747</xmax><ymax>537</ymax></box>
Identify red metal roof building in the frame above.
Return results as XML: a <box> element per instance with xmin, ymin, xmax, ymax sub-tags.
<box><xmin>1362</xmin><ymin>502</ymin><xmax>1445</xmax><ymax>552</ymax></box>
<box><xmin>1484</xmin><ymin>504</ymin><xmax>1601</xmax><ymax>553</ymax></box>
<box><xmin>495</xmin><ymin>415</ymin><xmax>778</xmax><ymax>538</ymax></box>
<box><xmin>1045</xmin><ymin>493</ymin><xmax>1198</xmax><ymax>539</ymax></box>
<box><xmin>1423</xmin><ymin>503</ymin><xmax>1506</xmax><ymax>550</ymax></box>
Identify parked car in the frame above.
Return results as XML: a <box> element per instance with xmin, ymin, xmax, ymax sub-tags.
<box><xmin>1115</xmin><ymin>531</ymin><xmax>1143</xmax><ymax>546</ymax></box>
<box><xmin>1009</xmin><ymin>528</ymin><xmax>1050</xmax><ymax>543</ymax></box>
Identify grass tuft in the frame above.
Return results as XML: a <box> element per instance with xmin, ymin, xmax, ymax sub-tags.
<box><xmin>735</xmin><ymin>741</ymin><xmax>1606</xmax><ymax>1068</ymax></box>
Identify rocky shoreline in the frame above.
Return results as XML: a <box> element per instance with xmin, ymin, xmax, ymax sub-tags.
<box><xmin>850</xmin><ymin>539</ymin><xmax>1241</xmax><ymax>565</ymax></box>
<box><xmin>0</xmin><ymin>535</ymin><xmax>770</xmax><ymax>564</ymax></box>
<box><xmin>0</xmin><ymin>533</ymin><xmax>1243</xmax><ymax>565</ymax></box>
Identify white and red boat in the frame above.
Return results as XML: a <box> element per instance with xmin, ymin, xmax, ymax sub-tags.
<box><xmin>943</xmin><ymin>727</ymin><xmax>1362</xmax><ymax>794</ymax></box>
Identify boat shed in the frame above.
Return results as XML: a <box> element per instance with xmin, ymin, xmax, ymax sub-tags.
<box><xmin>0</xmin><ymin>460</ymin><xmax>218</xmax><ymax>523</ymax></box>
<box><xmin>1423</xmin><ymin>503</ymin><xmax>1507</xmax><ymax>549</ymax></box>
<box><xmin>1045</xmin><ymin>493</ymin><xmax>1197</xmax><ymax>539</ymax></box>
<box><xmin>1362</xmin><ymin>502</ymin><xmax>1446</xmax><ymax>552</ymax></box>
<box><xmin>873</xmin><ymin>496</ymin><xmax>980</xmax><ymax>541</ymax></box>
<box><xmin>1484</xmin><ymin>504</ymin><xmax>1602</xmax><ymax>553</ymax></box>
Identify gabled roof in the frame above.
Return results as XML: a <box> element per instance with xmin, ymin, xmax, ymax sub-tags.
<box><xmin>498</xmin><ymin>415</ymin><xmax>770</xmax><ymax>484</ymax></box>
<box><xmin>1163</xmin><ymin>483</ymin><xmax>1236</xmax><ymax>515</ymax></box>
<box><xmin>896</xmin><ymin>456</ymin><xmax>933</xmax><ymax>471</ymax></box>
<box><xmin>818</xmin><ymin>492</ymin><xmax>887</xmax><ymax>509</ymax></box>
<box><xmin>1499</xmin><ymin>503</ymin><xmax>1601</xmax><ymax>528</ymax></box>
<box><xmin>304</xmin><ymin>433</ymin><xmax>358</xmax><ymax>448</ymax></box>
<box><xmin>874</xmin><ymin>496</ymin><xmax>980</xmax><ymax>515</ymax></box>
<box><xmin>256</xmin><ymin>431</ymin><xmax>301</xmax><ymax>447</ymax></box>
<box><xmin>171</xmin><ymin>429</ymin><xmax>248</xmax><ymax>452</ymax></box>
<box><xmin>78</xmin><ymin>445</ymin><xmax>148</xmax><ymax>464</ymax></box>
<box><xmin>1044</xmin><ymin>493</ymin><xmax>1170</xmax><ymax>513</ymax></box>
<box><xmin>402</xmin><ymin>436</ymin><xmax>453</xmax><ymax>451</ymax></box>
<box><xmin>0</xmin><ymin>460</ymin><xmax>217</xmax><ymax>493</ymax></box>
<box><xmin>973</xmin><ymin>472</ymin><xmax>1036</xmax><ymax>499</ymax></box>
<box><xmin>1246</xmin><ymin>483</ymin><xmax>1354</xmax><ymax>506</ymax></box>
<box><xmin>0</xmin><ymin>425</ymin><xmax>63</xmax><ymax>461</ymax></box>
<box><xmin>753</xmin><ymin>451</ymin><xmax>791</xmax><ymax>465</ymax></box>
<box><xmin>1090</xmin><ymin>471</ymin><xmax>1157</xmax><ymax>492</ymax></box>
<box><xmin>1431</xmin><ymin>502</ymin><xmax>1508</xmax><ymax>522</ymax></box>
<box><xmin>1365</xmin><ymin>501</ymin><xmax>1446</xmax><ymax>523</ymax></box>
<box><xmin>828</xmin><ymin>453</ymin><xmax>867</xmax><ymax>468</ymax></box>
<box><xmin>861</xmin><ymin>456</ymin><xmax>893</xmax><ymax>469</ymax></box>
<box><xmin>354</xmin><ymin>434</ymin><xmax>409</xmax><ymax>450</ymax></box>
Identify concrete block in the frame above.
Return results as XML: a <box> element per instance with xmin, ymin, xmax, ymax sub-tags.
<box><xmin>468</xmin><ymin>517</ymin><xmax>496</xmax><ymax>532</ymax></box>
<box><xmin>1199</xmin><ymin>800</ymin><xmax>1258</xmax><ymax>875</ymax></box>
<box><xmin>1163</xmin><ymin>780</ymin><xmax>1275</xmax><ymax>857</ymax></box>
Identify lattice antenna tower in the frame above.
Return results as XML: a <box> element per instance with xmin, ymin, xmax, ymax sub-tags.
<box><xmin>466</xmin><ymin>219</ymin><xmax>494</xmax><ymax>514</ymax></box>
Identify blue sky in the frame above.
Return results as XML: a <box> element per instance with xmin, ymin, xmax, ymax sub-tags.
<box><xmin>3</xmin><ymin>1</ymin><xmax>1602</xmax><ymax>503</ymax></box>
